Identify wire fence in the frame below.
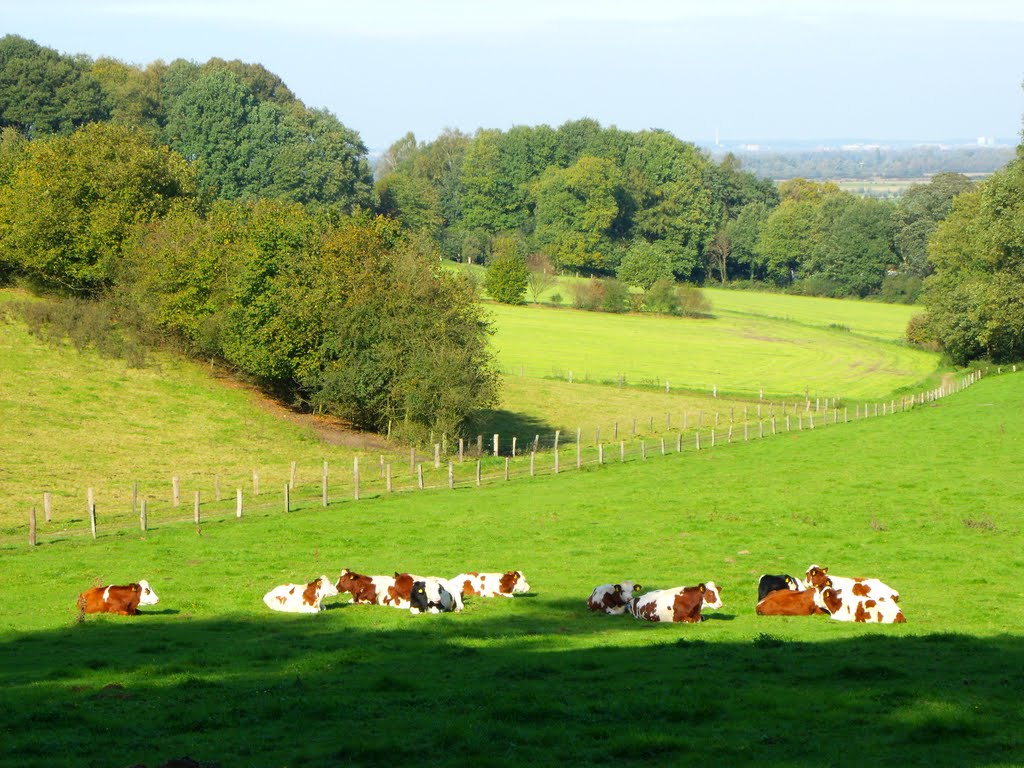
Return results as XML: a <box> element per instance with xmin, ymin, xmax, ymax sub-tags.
<box><xmin>9</xmin><ymin>367</ymin><xmax>994</xmax><ymax>549</ymax></box>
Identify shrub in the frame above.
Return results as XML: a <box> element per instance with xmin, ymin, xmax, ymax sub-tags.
<box><xmin>645</xmin><ymin>279</ymin><xmax>680</xmax><ymax>314</ymax></box>
<box><xmin>677</xmin><ymin>285</ymin><xmax>713</xmax><ymax>317</ymax></box>
<box><xmin>484</xmin><ymin>250</ymin><xmax>529</xmax><ymax>305</ymax></box>
<box><xmin>601</xmin><ymin>278</ymin><xmax>629</xmax><ymax>313</ymax></box>
<box><xmin>905</xmin><ymin>313</ymin><xmax>938</xmax><ymax>350</ymax></box>
<box><xmin>572</xmin><ymin>279</ymin><xmax>604</xmax><ymax>311</ymax></box>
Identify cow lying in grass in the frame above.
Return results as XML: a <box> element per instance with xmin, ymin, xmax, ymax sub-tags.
<box><xmin>756</xmin><ymin>588</ymin><xmax>826</xmax><ymax>616</ymax></box>
<box><xmin>452</xmin><ymin>570</ymin><xmax>531</xmax><ymax>598</ymax></box>
<box><xmin>263</xmin><ymin>576</ymin><xmax>338</xmax><ymax>613</ymax></box>
<box><xmin>587</xmin><ymin>581</ymin><xmax>643</xmax><ymax>615</ymax></box>
<box><xmin>757</xmin><ymin>573</ymin><xmax>801</xmax><ymax>602</ymax></box>
<box><xmin>804</xmin><ymin>564</ymin><xmax>900</xmax><ymax>602</ymax></box>
<box><xmin>814</xmin><ymin>585</ymin><xmax>906</xmax><ymax>623</ymax></box>
<box><xmin>77</xmin><ymin>580</ymin><xmax>159</xmax><ymax>616</ymax></box>
<box><xmin>628</xmin><ymin>582</ymin><xmax>723</xmax><ymax>623</ymax></box>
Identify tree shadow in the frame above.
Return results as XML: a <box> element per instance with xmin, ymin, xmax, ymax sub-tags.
<box><xmin>464</xmin><ymin>409</ymin><xmax>561</xmax><ymax>454</ymax></box>
<box><xmin>1</xmin><ymin>611</ymin><xmax>1022</xmax><ymax>767</ymax></box>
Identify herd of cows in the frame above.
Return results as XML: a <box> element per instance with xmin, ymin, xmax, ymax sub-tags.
<box><xmin>76</xmin><ymin>563</ymin><xmax>905</xmax><ymax>624</ymax></box>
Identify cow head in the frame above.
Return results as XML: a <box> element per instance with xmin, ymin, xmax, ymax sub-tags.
<box><xmin>409</xmin><ymin>581</ymin><xmax>430</xmax><ymax>613</ymax></box>
<box><xmin>814</xmin><ymin>587</ymin><xmax>842</xmax><ymax>615</ymax></box>
<box><xmin>501</xmin><ymin>570</ymin><xmax>531</xmax><ymax>594</ymax></box>
<box><xmin>805</xmin><ymin>565</ymin><xmax>829</xmax><ymax>589</ymax></box>
<box><xmin>136</xmin><ymin>580</ymin><xmax>160</xmax><ymax>606</ymax></box>
<box><xmin>700</xmin><ymin>581</ymin><xmax>723</xmax><ymax>610</ymax></box>
<box><xmin>616</xmin><ymin>581</ymin><xmax>642</xmax><ymax>601</ymax></box>
<box><xmin>315</xmin><ymin>576</ymin><xmax>339</xmax><ymax>600</ymax></box>
<box><xmin>336</xmin><ymin>569</ymin><xmax>362</xmax><ymax>593</ymax></box>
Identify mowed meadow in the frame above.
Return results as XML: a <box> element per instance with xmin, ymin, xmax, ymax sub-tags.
<box><xmin>4</xmin><ymin>288</ymin><xmax>1024</xmax><ymax>766</ymax></box>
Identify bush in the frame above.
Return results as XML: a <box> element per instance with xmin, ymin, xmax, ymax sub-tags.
<box><xmin>677</xmin><ymin>285</ymin><xmax>713</xmax><ymax>317</ymax></box>
<box><xmin>645</xmin><ymin>279</ymin><xmax>680</xmax><ymax>314</ymax></box>
<box><xmin>878</xmin><ymin>273</ymin><xmax>924</xmax><ymax>304</ymax></box>
<box><xmin>905</xmin><ymin>313</ymin><xmax>938</xmax><ymax>350</ymax></box>
<box><xmin>572</xmin><ymin>279</ymin><xmax>604</xmax><ymax>311</ymax></box>
<box><xmin>484</xmin><ymin>251</ymin><xmax>529</xmax><ymax>305</ymax></box>
<box><xmin>601</xmin><ymin>279</ymin><xmax>629</xmax><ymax>313</ymax></box>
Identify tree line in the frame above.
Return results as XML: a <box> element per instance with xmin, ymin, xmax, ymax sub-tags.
<box><xmin>0</xmin><ymin>34</ymin><xmax>1021</xmax><ymax>396</ymax></box>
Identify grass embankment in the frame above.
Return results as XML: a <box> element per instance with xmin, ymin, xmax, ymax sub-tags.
<box><xmin>1</xmin><ymin>367</ymin><xmax>1022</xmax><ymax>766</ymax></box>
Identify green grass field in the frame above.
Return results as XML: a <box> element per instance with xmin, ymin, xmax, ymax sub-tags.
<box><xmin>2</xmin><ymin>367</ymin><xmax>1022</xmax><ymax>766</ymax></box>
<box><xmin>486</xmin><ymin>300</ymin><xmax>938</xmax><ymax>400</ymax></box>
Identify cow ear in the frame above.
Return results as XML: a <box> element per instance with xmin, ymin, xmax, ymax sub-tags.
<box><xmin>699</xmin><ymin>583</ymin><xmax>706</xmax><ymax>593</ymax></box>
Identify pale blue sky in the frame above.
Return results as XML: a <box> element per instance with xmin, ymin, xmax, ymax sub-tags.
<box><xmin>2</xmin><ymin>0</ymin><xmax>1022</xmax><ymax>152</ymax></box>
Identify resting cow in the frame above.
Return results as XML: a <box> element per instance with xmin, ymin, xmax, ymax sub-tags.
<box><xmin>756</xmin><ymin>588</ymin><xmax>826</xmax><ymax>616</ymax></box>
<box><xmin>628</xmin><ymin>582</ymin><xmax>723</xmax><ymax>623</ymax></box>
<box><xmin>587</xmin><ymin>581</ymin><xmax>643</xmax><ymax>615</ymax></box>
<box><xmin>394</xmin><ymin>573</ymin><xmax>464</xmax><ymax>613</ymax></box>
<box><xmin>336</xmin><ymin>569</ymin><xmax>404</xmax><ymax>608</ymax></box>
<box><xmin>452</xmin><ymin>571</ymin><xmax>531</xmax><ymax>598</ymax></box>
<box><xmin>77</xmin><ymin>580</ymin><xmax>160</xmax><ymax>616</ymax></box>
<box><xmin>804</xmin><ymin>564</ymin><xmax>900</xmax><ymax>602</ymax></box>
<box><xmin>757</xmin><ymin>574</ymin><xmax>801</xmax><ymax>602</ymax></box>
<box><xmin>409</xmin><ymin>579</ymin><xmax>460</xmax><ymax>614</ymax></box>
<box><xmin>814</xmin><ymin>586</ymin><xmax>906</xmax><ymax>624</ymax></box>
<box><xmin>263</xmin><ymin>576</ymin><xmax>338</xmax><ymax>613</ymax></box>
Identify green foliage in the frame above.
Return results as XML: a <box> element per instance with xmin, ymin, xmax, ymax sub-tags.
<box><xmin>645</xmin><ymin>278</ymin><xmax>680</xmax><ymax>314</ymax></box>
<box><xmin>922</xmin><ymin>157</ymin><xmax>1024</xmax><ymax>364</ymax></box>
<box><xmin>0</xmin><ymin>122</ymin><xmax>199</xmax><ymax>294</ymax></box>
<box><xmin>616</xmin><ymin>240</ymin><xmax>674</xmax><ymax>290</ymax></box>
<box><xmin>600</xmin><ymin>278</ymin><xmax>629</xmax><ymax>313</ymax></box>
<box><xmin>534</xmin><ymin>155</ymin><xmax>622</xmax><ymax>272</ymax></box>
<box><xmin>0</xmin><ymin>35</ymin><xmax>109</xmax><ymax>136</ymax></box>
<box><xmin>484</xmin><ymin>237</ymin><xmax>530</xmax><ymax>305</ymax></box>
<box><xmin>893</xmin><ymin>173</ymin><xmax>974</xmax><ymax>278</ymax></box>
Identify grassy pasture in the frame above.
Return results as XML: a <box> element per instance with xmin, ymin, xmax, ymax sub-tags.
<box><xmin>486</xmin><ymin>301</ymin><xmax>938</xmax><ymax>400</ymax></box>
<box><xmin>2</xmin><ymin>368</ymin><xmax>1023</xmax><ymax>766</ymax></box>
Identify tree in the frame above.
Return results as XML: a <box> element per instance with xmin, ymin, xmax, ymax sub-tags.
<box><xmin>921</xmin><ymin>154</ymin><xmax>1024</xmax><ymax>364</ymax></box>
<box><xmin>0</xmin><ymin>122</ymin><xmax>199</xmax><ymax>294</ymax></box>
<box><xmin>533</xmin><ymin>155</ymin><xmax>622</xmax><ymax>272</ymax></box>
<box><xmin>705</xmin><ymin>230</ymin><xmax>731</xmax><ymax>284</ymax></box>
<box><xmin>0</xmin><ymin>35</ymin><xmax>109</xmax><ymax>136</ymax></box>
<box><xmin>894</xmin><ymin>172</ymin><xmax>974</xmax><ymax>277</ymax></box>
<box><xmin>616</xmin><ymin>240</ymin><xmax>674</xmax><ymax>290</ymax></box>
<box><xmin>525</xmin><ymin>252</ymin><xmax>558</xmax><ymax>303</ymax></box>
<box><xmin>484</xmin><ymin>236</ymin><xmax>530</xmax><ymax>304</ymax></box>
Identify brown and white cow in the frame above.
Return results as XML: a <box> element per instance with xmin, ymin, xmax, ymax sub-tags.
<box><xmin>756</xmin><ymin>588</ymin><xmax>827</xmax><ymax>616</ymax></box>
<box><xmin>813</xmin><ymin>586</ymin><xmax>906</xmax><ymax>624</ymax></box>
<box><xmin>452</xmin><ymin>571</ymin><xmax>531</xmax><ymax>598</ymax></box>
<box><xmin>77</xmin><ymin>580</ymin><xmax>160</xmax><ymax>616</ymax></box>
<box><xmin>336</xmin><ymin>569</ymin><xmax>403</xmax><ymax>608</ymax></box>
<box><xmin>628</xmin><ymin>582</ymin><xmax>723</xmax><ymax>623</ymax></box>
<box><xmin>587</xmin><ymin>581</ymin><xmax>643</xmax><ymax>615</ymax></box>
<box><xmin>804</xmin><ymin>564</ymin><xmax>900</xmax><ymax>603</ymax></box>
<box><xmin>263</xmin><ymin>575</ymin><xmax>339</xmax><ymax>613</ymax></box>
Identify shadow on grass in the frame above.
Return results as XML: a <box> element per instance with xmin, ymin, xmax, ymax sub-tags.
<box><xmin>1</xmin><ymin>611</ymin><xmax>1021</xmax><ymax>768</ymax></box>
<box><xmin>465</xmin><ymin>409</ymin><xmax>561</xmax><ymax>453</ymax></box>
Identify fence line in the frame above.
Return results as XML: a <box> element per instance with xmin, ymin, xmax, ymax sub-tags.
<box><xmin>11</xmin><ymin>368</ymin><xmax>991</xmax><ymax>547</ymax></box>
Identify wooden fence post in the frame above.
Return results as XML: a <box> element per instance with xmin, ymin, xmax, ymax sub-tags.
<box><xmin>512</xmin><ymin>436</ymin><xmax>518</xmax><ymax>457</ymax></box>
<box><xmin>505</xmin><ymin>458</ymin><xmax>510</xmax><ymax>481</ymax></box>
<box><xmin>641</xmin><ymin>440</ymin><xmax>647</xmax><ymax>460</ymax></box>
<box><xmin>236</xmin><ymin>490</ymin><xmax>242</xmax><ymax>519</ymax></box>
<box><xmin>598</xmin><ymin>443</ymin><xmax>604</xmax><ymax>465</ymax></box>
<box><xmin>458</xmin><ymin>438</ymin><xmax>465</xmax><ymax>463</ymax></box>
<box><xmin>676</xmin><ymin>433</ymin><xmax>682</xmax><ymax>452</ymax></box>
<box><xmin>449</xmin><ymin>462</ymin><xmax>454</xmax><ymax>489</ymax></box>
<box><xmin>711</xmin><ymin>429</ymin><xmax>715</xmax><ymax>448</ymax></box>
<box><xmin>660</xmin><ymin>437</ymin><xmax>666</xmax><ymax>455</ymax></box>
<box><xmin>354</xmin><ymin>457</ymin><xmax>360</xmax><ymax>501</ymax></box>
<box><xmin>194</xmin><ymin>490</ymin><xmax>201</xmax><ymax>524</ymax></box>
<box><xmin>620</xmin><ymin>441</ymin><xmax>625</xmax><ymax>462</ymax></box>
<box><xmin>44</xmin><ymin>492</ymin><xmax>52</xmax><ymax>523</ymax></box>
<box><xmin>89</xmin><ymin>496</ymin><xmax>97</xmax><ymax>539</ymax></box>
<box><xmin>695</xmin><ymin>432</ymin><xmax>701</xmax><ymax>451</ymax></box>
<box><xmin>29</xmin><ymin>507</ymin><xmax>36</xmax><ymax>547</ymax></box>
<box><xmin>554</xmin><ymin>430</ymin><xmax>560</xmax><ymax>451</ymax></box>
<box><xmin>386</xmin><ymin>464</ymin><xmax>393</xmax><ymax>493</ymax></box>
<box><xmin>475</xmin><ymin>461</ymin><xmax>481</xmax><ymax>487</ymax></box>
<box><xmin>284</xmin><ymin>484</ymin><xmax>290</xmax><ymax>513</ymax></box>
<box><xmin>418</xmin><ymin>464</ymin><xmax>424</xmax><ymax>490</ymax></box>
<box><xmin>141</xmin><ymin>499</ymin><xmax>148</xmax><ymax>530</ymax></box>
<box><xmin>172</xmin><ymin>476</ymin><xmax>180</xmax><ymax>507</ymax></box>
<box><xmin>576</xmin><ymin>437</ymin><xmax>582</xmax><ymax>469</ymax></box>
<box><xmin>555</xmin><ymin>446</ymin><xmax>560</xmax><ymax>474</ymax></box>
<box><xmin>530</xmin><ymin>451</ymin><xmax>535</xmax><ymax>477</ymax></box>
<box><xmin>493</xmin><ymin>434</ymin><xmax>499</xmax><ymax>457</ymax></box>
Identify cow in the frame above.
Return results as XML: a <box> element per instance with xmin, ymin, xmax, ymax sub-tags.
<box><xmin>262</xmin><ymin>575</ymin><xmax>338</xmax><ymax>613</ymax></box>
<box><xmin>757</xmin><ymin>573</ymin><xmax>801</xmax><ymax>602</ymax></box>
<box><xmin>814</xmin><ymin>586</ymin><xmax>906</xmax><ymax>624</ymax></box>
<box><xmin>756</xmin><ymin>588</ymin><xmax>827</xmax><ymax>616</ymax></box>
<box><xmin>336</xmin><ymin>569</ymin><xmax>404</xmax><ymax>608</ymax></box>
<box><xmin>395</xmin><ymin>573</ymin><xmax>464</xmax><ymax>613</ymax></box>
<box><xmin>452</xmin><ymin>571</ymin><xmax>531</xmax><ymax>598</ymax></box>
<box><xmin>627</xmin><ymin>582</ymin><xmax>723</xmax><ymax>623</ymax></box>
<box><xmin>804</xmin><ymin>564</ymin><xmax>900</xmax><ymax>603</ymax></box>
<box><xmin>587</xmin><ymin>581</ymin><xmax>643</xmax><ymax>615</ymax></box>
<box><xmin>77</xmin><ymin>580</ymin><xmax>160</xmax><ymax>616</ymax></box>
<box><xmin>410</xmin><ymin>579</ymin><xmax>459</xmax><ymax>614</ymax></box>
